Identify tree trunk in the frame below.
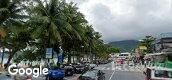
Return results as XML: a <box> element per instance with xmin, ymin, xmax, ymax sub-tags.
<box><xmin>1</xmin><ymin>47</ymin><xmax>5</xmax><ymax>67</ymax></box>
<box><xmin>77</xmin><ymin>52</ymin><xmax>80</xmax><ymax>63</ymax></box>
<box><xmin>68</xmin><ymin>54</ymin><xmax>71</xmax><ymax>63</ymax></box>
<box><xmin>90</xmin><ymin>54</ymin><xmax>93</xmax><ymax>63</ymax></box>
<box><xmin>95</xmin><ymin>54</ymin><xmax>97</xmax><ymax>61</ymax></box>
<box><xmin>5</xmin><ymin>49</ymin><xmax>18</xmax><ymax>69</ymax></box>
<box><xmin>90</xmin><ymin>47</ymin><xmax>93</xmax><ymax>63</ymax></box>
<box><xmin>77</xmin><ymin>56</ymin><xmax>80</xmax><ymax>63</ymax></box>
<box><xmin>87</xmin><ymin>55</ymin><xmax>89</xmax><ymax>61</ymax></box>
<box><xmin>83</xmin><ymin>56</ymin><xmax>85</xmax><ymax>61</ymax></box>
<box><xmin>73</xmin><ymin>56</ymin><xmax>75</xmax><ymax>63</ymax></box>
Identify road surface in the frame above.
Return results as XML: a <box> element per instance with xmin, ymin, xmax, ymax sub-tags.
<box><xmin>0</xmin><ymin>62</ymin><xmax>145</xmax><ymax>80</ymax></box>
<box><xmin>96</xmin><ymin>62</ymin><xmax>145</xmax><ymax>80</ymax></box>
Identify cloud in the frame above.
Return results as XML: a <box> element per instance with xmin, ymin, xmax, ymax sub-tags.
<box><xmin>69</xmin><ymin>0</ymin><xmax>172</xmax><ymax>42</ymax></box>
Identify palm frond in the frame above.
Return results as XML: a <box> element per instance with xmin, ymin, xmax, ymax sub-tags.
<box><xmin>50</xmin><ymin>22</ymin><xmax>61</xmax><ymax>42</ymax></box>
<box><xmin>0</xmin><ymin>8</ymin><xmax>9</xmax><ymax>13</ymax></box>
<box><xmin>32</xmin><ymin>0</ymin><xmax>49</xmax><ymax>16</ymax></box>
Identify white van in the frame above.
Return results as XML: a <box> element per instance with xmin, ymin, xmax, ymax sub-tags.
<box><xmin>117</xmin><ymin>52</ymin><xmax>131</xmax><ymax>59</ymax></box>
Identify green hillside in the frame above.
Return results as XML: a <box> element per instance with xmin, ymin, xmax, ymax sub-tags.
<box><xmin>108</xmin><ymin>40</ymin><xmax>139</xmax><ymax>52</ymax></box>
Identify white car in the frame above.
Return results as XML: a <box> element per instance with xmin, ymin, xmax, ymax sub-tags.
<box><xmin>117</xmin><ymin>52</ymin><xmax>131</xmax><ymax>59</ymax></box>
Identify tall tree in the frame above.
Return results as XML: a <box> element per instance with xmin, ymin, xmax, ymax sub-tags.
<box><xmin>27</xmin><ymin>0</ymin><xmax>88</xmax><ymax>64</ymax></box>
<box><xmin>139</xmin><ymin>36</ymin><xmax>155</xmax><ymax>53</ymax></box>
<box><xmin>0</xmin><ymin>0</ymin><xmax>28</xmax><ymax>68</ymax></box>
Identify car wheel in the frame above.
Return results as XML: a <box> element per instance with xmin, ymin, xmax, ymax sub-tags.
<box><xmin>103</xmin><ymin>76</ymin><xmax>105</xmax><ymax>80</ymax></box>
<box><xmin>45</xmin><ymin>76</ymin><xmax>49</xmax><ymax>80</ymax></box>
<box><xmin>99</xmin><ymin>76</ymin><xmax>105</xmax><ymax>80</ymax></box>
<box><xmin>46</xmin><ymin>76</ymin><xmax>53</xmax><ymax>80</ymax></box>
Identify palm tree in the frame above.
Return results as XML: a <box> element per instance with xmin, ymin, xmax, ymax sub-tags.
<box><xmin>0</xmin><ymin>0</ymin><xmax>26</xmax><ymax>26</ymax></box>
<box><xmin>0</xmin><ymin>0</ymin><xmax>27</xmax><ymax>68</ymax></box>
<box><xmin>27</xmin><ymin>0</ymin><xmax>88</xmax><ymax>64</ymax></box>
<box><xmin>139</xmin><ymin>36</ymin><xmax>155</xmax><ymax>53</ymax></box>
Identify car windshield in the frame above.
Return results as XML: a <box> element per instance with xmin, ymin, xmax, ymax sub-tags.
<box><xmin>119</xmin><ymin>54</ymin><xmax>128</xmax><ymax>56</ymax></box>
<box><xmin>64</xmin><ymin>66</ymin><xmax>72</xmax><ymax>68</ymax></box>
<box><xmin>50</xmin><ymin>66</ymin><xmax>60</xmax><ymax>70</ymax></box>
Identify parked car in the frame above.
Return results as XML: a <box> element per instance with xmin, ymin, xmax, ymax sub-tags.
<box><xmin>78</xmin><ymin>69</ymin><xmax>105</xmax><ymax>80</ymax></box>
<box><xmin>46</xmin><ymin>66</ymin><xmax>65</xmax><ymax>80</ymax></box>
<box><xmin>73</xmin><ymin>64</ymin><xmax>89</xmax><ymax>74</ymax></box>
<box><xmin>72</xmin><ymin>63</ymin><xmax>81</xmax><ymax>68</ymax></box>
<box><xmin>63</xmin><ymin>64</ymin><xmax>74</xmax><ymax>76</ymax></box>
<box><xmin>84</xmin><ymin>64</ymin><xmax>90</xmax><ymax>71</ymax></box>
<box><xmin>89</xmin><ymin>64</ymin><xmax>97</xmax><ymax>69</ymax></box>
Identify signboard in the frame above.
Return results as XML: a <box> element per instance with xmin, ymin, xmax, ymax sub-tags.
<box><xmin>46</xmin><ymin>48</ymin><xmax>53</xmax><ymax>58</ymax></box>
<box><xmin>139</xmin><ymin>46</ymin><xmax>147</xmax><ymax>50</ymax></box>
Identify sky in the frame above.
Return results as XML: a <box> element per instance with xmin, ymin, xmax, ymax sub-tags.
<box><xmin>67</xmin><ymin>0</ymin><xmax>172</xmax><ymax>42</ymax></box>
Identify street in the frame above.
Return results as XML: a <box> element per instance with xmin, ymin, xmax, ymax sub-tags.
<box><xmin>0</xmin><ymin>62</ymin><xmax>145</xmax><ymax>80</ymax></box>
<box><xmin>96</xmin><ymin>62</ymin><xmax>145</xmax><ymax>80</ymax></box>
<box><xmin>0</xmin><ymin>0</ymin><xmax>172</xmax><ymax>80</ymax></box>
<box><xmin>104</xmin><ymin>71</ymin><xmax>144</xmax><ymax>80</ymax></box>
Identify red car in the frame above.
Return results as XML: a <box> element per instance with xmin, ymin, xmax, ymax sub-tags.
<box><xmin>115</xmin><ymin>58</ymin><xmax>124</xmax><ymax>65</ymax></box>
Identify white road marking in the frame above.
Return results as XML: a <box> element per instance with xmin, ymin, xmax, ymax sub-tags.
<box><xmin>102</xmin><ymin>67</ymin><xmax>105</xmax><ymax>70</ymax></box>
<box><xmin>109</xmin><ymin>70</ymin><xmax>115</xmax><ymax>80</ymax></box>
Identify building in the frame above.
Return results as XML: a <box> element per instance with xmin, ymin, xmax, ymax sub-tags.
<box><xmin>153</xmin><ymin>33</ymin><xmax>172</xmax><ymax>52</ymax></box>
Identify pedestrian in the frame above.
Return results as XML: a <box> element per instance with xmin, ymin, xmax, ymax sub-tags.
<box><xmin>127</xmin><ymin>58</ymin><xmax>130</xmax><ymax>66</ymax></box>
<box><xmin>140</xmin><ymin>56</ymin><xmax>145</xmax><ymax>65</ymax></box>
<box><xmin>147</xmin><ymin>58</ymin><xmax>151</xmax><ymax>66</ymax></box>
<box><xmin>144</xmin><ymin>59</ymin><xmax>147</xmax><ymax>67</ymax></box>
<box><xmin>133</xmin><ymin>56</ymin><xmax>137</xmax><ymax>68</ymax></box>
<box><xmin>120</xmin><ymin>59</ymin><xmax>124</xmax><ymax>69</ymax></box>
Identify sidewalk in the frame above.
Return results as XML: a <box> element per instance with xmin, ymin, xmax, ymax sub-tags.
<box><xmin>0</xmin><ymin>66</ymin><xmax>6</xmax><ymax>73</ymax></box>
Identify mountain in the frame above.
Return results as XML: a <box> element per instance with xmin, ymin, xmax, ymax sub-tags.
<box><xmin>108</xmin><ymin>40</ymin><xmax>139</xmax><ymax>52</ymax></box>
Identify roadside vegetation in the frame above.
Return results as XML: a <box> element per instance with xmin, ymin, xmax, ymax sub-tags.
<box><xmin>138</xmin><ymin>36</ymin><xmax>155</xmax><ymax>54</ymax></box>
<box><xmin>0</xmin><ymin>0</ymin><xmax>119</xmax><ymax>68</ymax></box>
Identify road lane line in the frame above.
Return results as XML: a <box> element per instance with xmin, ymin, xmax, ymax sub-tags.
<box><xmin>102</xmin><ymin>67</ymin><xmax>105</xmax><ymax>70</ymax></box>
<box><xmin>108</xmin><ymin>70</ymin><xmax>115</xmax><ymax>80</ymax></box>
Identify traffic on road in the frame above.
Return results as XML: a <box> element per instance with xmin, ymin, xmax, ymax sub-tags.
<box><xmin>0</xmin><ymin>57</ymin><xmax>146</xmax><ymax>80</ymax></box>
